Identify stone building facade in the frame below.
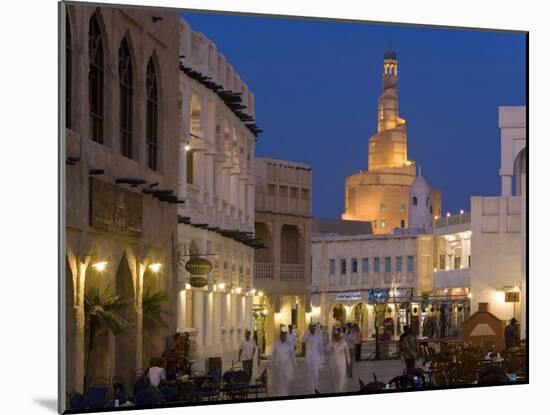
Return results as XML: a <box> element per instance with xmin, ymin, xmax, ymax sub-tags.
<box><xmin>253</xmin><ymin>158</ymin><xmax>312</xmax><ymax>354</ymax></box>
<box><xmin>342</xmin><ymin>49</ymin><xmax>441</xmax><ymax>233</ymax></box>
<box><xmin>174</xmin><ymin>18</ymin><xmax>258</xmax><ymax>369</ymax></box>
<box><xmin>311</xmin><ymin>232</ymin><xmax>434</xmax><ymax>339</ymax></box>
<box><xmin>63</xmin><ymin>3</ymin><xmax>180</xmax><ymax>396</ymax></box>
<box><xmin>470</xmin><ymin>106</ymin><xmax>526</xmax><ymax>337</ymax></box>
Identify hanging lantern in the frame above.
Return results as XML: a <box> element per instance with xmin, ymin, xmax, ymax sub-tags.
<box><xmin>413</xmin><ymin>307</ymin><xmax>418</xmax><ymax>314</ymax></box>
<box><xmin>186</xmin><ymin>257</ymin><xmax>212</xmax><ymax>288</ymax></box>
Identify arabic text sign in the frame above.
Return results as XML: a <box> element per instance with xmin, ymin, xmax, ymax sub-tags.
<box><xmin>334</xmin><ymin>291</ymin><xmax>362</xmax><ymax>302</ymax></box>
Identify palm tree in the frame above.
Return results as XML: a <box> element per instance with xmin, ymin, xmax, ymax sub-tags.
<box><xmin>84</xmin><ymin>287</ymin><xmax>130</xmax><ymax>386</ymax></box>
<box><xmin>142</xmin><ymin>288</ymin><xmax>171</xmax><ymax>329</ymax></box>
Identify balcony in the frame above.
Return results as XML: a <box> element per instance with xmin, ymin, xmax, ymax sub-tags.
<box><xmin>434</xmin><ymin>268</ymin><xmax>470</xmax><ymax>290</ymax></box>
<box><xmin>254</xmin><ymin>262</ymin><xmax>272</xmax><ymax>279</ymax></box>
<box><xmin>281</xmin><ymin>263</ymin><xmax>304</xmax><ymax>280</ymax></box>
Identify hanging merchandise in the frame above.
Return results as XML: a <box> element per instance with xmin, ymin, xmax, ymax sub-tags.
<box><xmin>411</xmin><ymin>315</ymin><xmax>420</xmax><ymax>336</ymax></box>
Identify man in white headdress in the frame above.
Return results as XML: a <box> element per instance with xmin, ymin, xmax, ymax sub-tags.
<box><xmin>302</xmin><ymin>323</ymin><xmax>324</xmax><ymax>394</ymax></box>
<box><xmin>271</xmin><ymin>327</ymin><xmax>297</xmax><ymax>397</ymax></box>
<box><xmin>327</xmin><ymin>327</ymin><xmax>351</xmax><ymax>393</ymax></box>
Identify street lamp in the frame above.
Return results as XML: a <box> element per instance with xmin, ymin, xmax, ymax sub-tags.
<box><xmin>92</xmin><ymin>261</ymin><xmax>108</xmax><ymax>272</ymax></box>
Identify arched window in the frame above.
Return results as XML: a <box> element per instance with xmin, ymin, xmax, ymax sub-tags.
<box><xmin>412</xmin><ymin>196</ymin><xmax>418</xmax><ymax>206</ymax></box>
<box><xmin>146</xmin><ymin>57</ymin><xmax>158</xmax><ymax>170</ymax></box>
<box><xmin>119</xmin><ymin>37</ymin><xmax>133</xmax><ymax>158</ymax></box>
<box><xmin>89</xmin><ymin>13</ymin><xmax>104</xmax><ymax>143</ymax></box>
<box><xmin>66</xmin><ymin>12</ymin><xmax>72</xmax><ymax>129</ymax></box>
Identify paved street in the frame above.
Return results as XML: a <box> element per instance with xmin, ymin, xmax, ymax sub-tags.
<box><xmin>260</xmin><ymin>346</ymin><xmax>413</xmax><ymax>396</ymax></box>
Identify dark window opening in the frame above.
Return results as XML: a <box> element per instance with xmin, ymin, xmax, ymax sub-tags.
<box><xmin>119</xmin><ymin>37</ymin><xmax>133</xmax><ymax>159</ymax></box>
<box><xmin>146</xmin><ymin>57</ymin><xmax>159</xmax><ymax>170</ymax></box>
<box><xmin>412</xmin><ymin>196</ymin><xmax>418</xmax><ymax>206</ymax></box>
<box><xmin>186</xmin><ymin>150</ymin><xmax>194</xmax><ymax>184</ymax></box>
<box><xmin>89</xmin><ymin>13</ymin><xmax>104</xmax><ymax>143</ymax></box>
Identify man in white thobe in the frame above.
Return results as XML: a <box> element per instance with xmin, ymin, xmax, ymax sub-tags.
<box><xmin>327</xmin><ymin>327</ymin><xmax>350</xmax><ymax>393</ymax></box>
<box><xmin>271</xmin><ymin>329</ymin><xmax>297</xmax><ymax>397</ymax></box>
<box><xmin>302</xmin><ymin>323</ymin><xmax>324</xmax><ymax>394</ymax></box>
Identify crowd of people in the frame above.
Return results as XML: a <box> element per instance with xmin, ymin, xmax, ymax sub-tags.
<box><xmin>135</xmin><ymin>317</ymin><xmax>521</xmax><ymax>399</ymax></box>
<box><xmin>270</xmin><ymin>322</ymin><xmax>363</xmax><ymax>396</ymax></box>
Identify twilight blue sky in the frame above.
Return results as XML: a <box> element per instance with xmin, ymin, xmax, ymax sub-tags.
<box><xmin>182</xmin><ymin>12</ymin><xmax>526</xmax><ymax>219</ymax></box>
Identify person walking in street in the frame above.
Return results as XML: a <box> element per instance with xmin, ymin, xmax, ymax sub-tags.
<box><xmin>327</xmin><ymin>327</ymin><xmax>351</xmax><ymax>393</ymax></box>
<box><xmin>399</xmin><ymin>325</ymin><xmax>417</xmax><ymax>373</ymax></box>
<box><xmin>302</xmin><ymin>323</ymin><xmax>324</xmax><ymax>394</ymax></box>
<box><xmin>271</xmin><ymin>328</ymin><xmax>297</xmax><ymax>397</ymax></box>
<box><xmin>353</xmin><ymin>323</ymin><xmax>363</xmax><ymax>362</ymax></box>
<box><xmin>344</xmin><ymin>324</ymin><xmax>354</xmax><ymax>377</ymax></box>
<box><xmin>505</xmin><ymin>318</ymin><xmax>520</xmax><ymax>349</ymax></box>
<box><xmin>238</xmin><ymin>329</ymin><xmax>257</xmax><ymax>383</ymax></box>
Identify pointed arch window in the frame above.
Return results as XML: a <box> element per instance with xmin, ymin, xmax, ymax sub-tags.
<box><xmin>89</xmin><ymin>13</ymin><xmax>104</xmax><ymax>144</ymax></box>
<box><xmin>119</xmin><ymin>38</ymin><xmax>133</xmax><ymax>158</ymax></box>
<box><xmin>412</xmin><ymin>196</ymin><xmax>418</xmax><ymax>206</ymax></box>
<box><xmin>66</xmin><ymin>12</ymin><xmax>72</xmax><ymax>129</ymax></box>
<box><xmin>146</xmin><ymin>57</ymin><xmax>158</xmax><ymax>170</ymax></box>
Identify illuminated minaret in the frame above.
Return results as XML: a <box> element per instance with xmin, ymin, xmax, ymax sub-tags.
<box><xmin>342</xmin><ymin>48</ymin><xmax>441</xmax><ymax>234</ymax></box>
<box><xmin>378</xmin><ymin>49</ymin><xmax>401</xmax><ymax>132</ymax></box>
<box><xmin>369</xmin><ymin>48</ymin><xmax>411</xmax><ymax>172</ymax></box>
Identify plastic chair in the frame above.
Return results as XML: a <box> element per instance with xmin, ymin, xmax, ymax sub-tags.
<box><xmin>358</xmin><ymin>372</ymin><xmax>387</xmax><ymax>392</ymax></box>
<box><xmin>248</xmin><ymin>368</ymin><xmax>268</xmax><ymax>397</ymax></box>
<box><xmin>179</xmin><ymin>381</ymin><xmax>195</xmax><ymax>402</ymax></box>
<box><xmin>69</xmin><ymin>391</ymin><xmax>88</xmax><ymax>410</ymax></box>
<box><xmin>388</xmin><ymin>375</ymin><xmax>415</xmax><ymax>390</ymax></box>
<box><xmin>159</xmin><ymin>385</ymin><xmax>178</xmax><ymax>402</ymax></box>
<box><xmin>133</xmin><ymin>374</ymin><xmax>151</xmax><ymax>397</ymax></box>
<box><xmin>221</xmin><ymin>369</ymin><xmax>249</xmax><ymax>400</ymax></box>
<box><xmin>112</xmin><ymin>378</ymin><xmax>130</xmax><ymax>405</ymax></box>
<box><xmin>478</xmin><ymin>367</ymin><xmax>513</xmax><ymax>385</ymax></box>
<box><xmin>134</xmin><ymin>388</ymin><xmax>160</xmax><ymax>406</ymax></box>
<box><xmin>194</xmin><ymin>368</ymin><xmax>221</xmax><ymax>401</ymax></box>
<box><xmin>86</xmin><ymin>385</ymin><xmax>109</xmax><ymax>408</ymax></box>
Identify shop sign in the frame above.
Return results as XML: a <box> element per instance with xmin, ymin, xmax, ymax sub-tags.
<box><xmin>185</xmin><ymin>258</ymin><xmax>213</xmax><ymax>275</ymax></box>
<box><xmin>391</xmin><ymin>287</ymin><xmax>414</xmax><ymax>299</ymax></box>
<box><xmin>335</xmin><ymin>291</ymin><xmax>362</xmax><ymax>302</ymax></box>
<box><xmin>368</xmin><ymin>288</ymin><xmax>389</xmax><ymax>304</ymax></box>
<box><xmin>89</xmin><ymin>178</ymin><xmax>143</xmax><ymax>236</ymax></box>
<box><xmin>189</xmin><ymin>276</ymin><xmax>208</xmax><ymax>288</ymax></box>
